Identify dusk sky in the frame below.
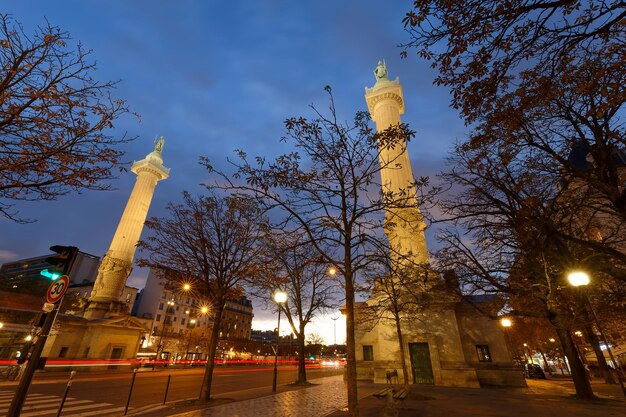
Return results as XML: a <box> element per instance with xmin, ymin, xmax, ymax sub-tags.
<box><xmin>0</xmin><ymin>1</ymin><xmax>468</xmax><ymax>343</ymax></box>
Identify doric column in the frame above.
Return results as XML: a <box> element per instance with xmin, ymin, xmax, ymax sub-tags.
<box><xmin>84</xmin><ymin>138</ymin><xmax>170</xmax><ymax>319</ymax></box>
<box><xmin>365</xmin><ymin>62</ymin><xmax>429</xmax><ymax>265</ymax></box>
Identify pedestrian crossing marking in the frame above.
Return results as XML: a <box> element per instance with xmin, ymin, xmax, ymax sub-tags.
<box><xmin>22</xmin><ymin>399</ymin><xmax>93</xmax><ymax>409</ymax></box>
<box><xmin>22</xmin><ymin>402</ymin><xmax>114</xmax><ymax>417</ymax></box>
<box><xmin>0</xmin><ymin>396</ymin><xmax>62</xmax><ymax>406</ymax></box>
<box><xmin>0</xmin><ymin>390</ymin><xmax>125</xmax><ymax>417</ymax></box>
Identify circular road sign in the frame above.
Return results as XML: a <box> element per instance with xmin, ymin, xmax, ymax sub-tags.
<box><xmin>46</xmin><ymin>275</ymin><xmax>69</xmax><ymax>304</ymax></box>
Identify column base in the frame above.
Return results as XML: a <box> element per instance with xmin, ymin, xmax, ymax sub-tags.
<box><xmin>83</xmin><ymin>300</ymin><xmax>130</xmax><ymax>320</ymax></box>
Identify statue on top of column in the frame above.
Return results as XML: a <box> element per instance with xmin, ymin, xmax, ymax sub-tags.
<box><xmin>154</xmin><ymin>136</ymin><xmax>164</xmax><ymax>153</ymax></box>
<box><xmin>374</xmin><ymin>60</ymin><xmax>388</xmax><ymax>81</ymax></box>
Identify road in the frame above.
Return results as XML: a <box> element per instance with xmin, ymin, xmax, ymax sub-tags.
<box><xmin>0</xmin><ymin>365</ymin><xmax>344</xmax><ymax>416</ymax></box>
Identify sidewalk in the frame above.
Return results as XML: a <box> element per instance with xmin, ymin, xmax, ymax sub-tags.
<box><xmin>158</xmin><ymin>375</ymin><xmax>377</xmax><ymax>417</ymax></box>
<box><xmin>164</xmin><ymin>376</ymin><xmax>626</xmax><ymax>417</ymax></box>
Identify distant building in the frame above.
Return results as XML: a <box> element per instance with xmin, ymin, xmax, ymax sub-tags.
<box><xmin>132</xmin><ymin>269</ymin><xmax>254</xmax><ymax>361</ymax></box>
<box><xmin>251</xmin><ymin>329</ymin><xmax>276</xmax><ymax>345</ymax></box>
<box><xmin>0</xmin><ymin>251</ymin><xmax>100</xmax><ymax>296</ymax></box>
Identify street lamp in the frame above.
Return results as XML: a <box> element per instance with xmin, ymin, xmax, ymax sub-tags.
<box><xmin>331</xmin><ymin>316</ymin><xmax>340</xmax><ymax>348</ymax></box>
<box><xmin>567</xmin><ymin>271</ymin><xmax>626</xmax><ymax>397</ymax></box>
<box><xmin>499</xmin><ymin>318</ymin><xmax>513</xmax><ymax>358</ymax></box>
<box><xmin>272</xmin><ymin>290</ymin><xmax>287</xmax><ymax>393</ymax></box>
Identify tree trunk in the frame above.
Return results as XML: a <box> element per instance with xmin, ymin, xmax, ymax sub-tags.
<box><xmin>199</xmin><ymin>302</ymin><xmax>225</xmax><ymax>402</ymax></box>
<box><xmin>538</xmin><ymin>350</ymin><xmax>552</xmax><ymax>376</ymax></box>
<box><xmin>344</xmin><ymin>268</ymin><xmax>359</xmax><ymax>417</ymax></box>
<box><xmin>296</xmin><ymin>325</ymin><xmax>307</xmax><ymax>384</ymax></box>
<box><xmin>550</xmin><ymin>314</ymin><xmax>595</xmax><ymax>400</ymax></box>
<box><xmin>583</xmin><ymin>321</ymin><xmax>615</xmax><ymax>384</ymax></box>
<box><xmin>393</xmin><ymin>313</ymin><xmax>410</xmax><ymax>387</ymax></box>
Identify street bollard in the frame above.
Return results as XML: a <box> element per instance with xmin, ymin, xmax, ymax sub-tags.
<box><xmin>124</xmin><ymin>369</ymin><xmax>138</xmax><ymax>415</ymax></box>
<box><xmin>55</xmin><ymin>371</ymin><xmax>76</xmax><ymax>417</ymax></box>
<box><xmin>163</xmin><ymin>374</ymin><xmax>171</xmax><ymax>404</ymax></box>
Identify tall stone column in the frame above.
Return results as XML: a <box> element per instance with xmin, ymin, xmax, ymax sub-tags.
<box><xmin>365</xmin><ymin>61</ymin><xmax>429</xmax><ymax>265</ymax></box>
<box><xmin>84</xmin><ymin>138</ymin><xmax>170</xmax><ymax>319</ymax></box>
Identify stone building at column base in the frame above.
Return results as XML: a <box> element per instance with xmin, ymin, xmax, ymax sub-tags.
<box><xmin>355</xmin><ymin>291</ymin><xmax>526</xmax><ymax>388</ymax></box>
<box><xmin>42</xmin><ymin>315</ymin><xmax>149</xmax><ymax>365</ymax></box>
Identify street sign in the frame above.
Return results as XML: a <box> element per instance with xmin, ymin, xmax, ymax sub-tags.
<box><xmin>46</xmin><ymin>275</ymin><xmax>69</xmax><ymax>304</ymax></box>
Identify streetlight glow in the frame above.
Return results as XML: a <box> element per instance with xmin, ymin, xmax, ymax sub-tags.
<box><xmin>182</xmin><ymin>283</ymin><xmax>191</xmax><ymax>291</ymax></box>
<box><xmin>273</xmin><ymin>291</ymin><xmax>287</xmax><ymax>304</ymax></box>
<box><xmin>567</xmin><ymin>271</ymin><xmax>590</xmax><ymax>287</ymax></box>
<box><xmin>328</xmin><ymin>266</ymin><xmax>337</xmax><ymax>276</ymax></box>
<box><xmin>200</xmin><ymin>306</ymin><xmax>209</xmax><ymax>314</ymax></box>
<box><xmin>500</xmin><ymin>318</ymin><xmax>512</xmax><ymax>328</ymax></box>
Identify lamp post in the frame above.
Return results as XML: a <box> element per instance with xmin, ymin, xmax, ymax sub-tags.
<box><xmin>331</xmin><ymin>316</ymin><xmax>340</xmax><ymax>349</ymax></box>
<box><xmin>500</xmin><ymin>318</ymin><xmax>513</xmax><ymax>359</ymax></box>
<box><xmin>272</xmin><ymin>290</ymin><xmax>287</xmax><ymax>393</ymax></box>
<box><xmin>568</xmin><ymin>271</ymin><xmax>626</xmax><ymax>398</ymax></box>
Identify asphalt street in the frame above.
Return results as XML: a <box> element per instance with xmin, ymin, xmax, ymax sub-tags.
<box><xmin>0</xmin><ymin>365</ymin><xmax>344</xmax><ymax>416</ymax></box>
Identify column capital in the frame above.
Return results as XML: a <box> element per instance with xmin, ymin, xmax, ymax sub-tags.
<box><xmin>365</xmin><ymin>78</ymin><xmax>405</xmax><ymax>117</ymax></box>
<box><xmin>131</xmin><ymin>158</ymin><xmax>170</xmax><ymax>181</ymax></box>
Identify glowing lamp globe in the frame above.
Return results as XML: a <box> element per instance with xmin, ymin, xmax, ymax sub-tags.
<box><xmin>274</xmin><ymin>291</ymin><xmax>288</xmax><ymax>304</ymax></box>
<box><xmin>568</xmin><ymin>271</ymin><xmax>590</xmax><ymax>287</ymax></box>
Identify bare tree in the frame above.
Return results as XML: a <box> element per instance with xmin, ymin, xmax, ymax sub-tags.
<box><xmin>0</xmin><ymin>14</ymin><xmax>134</xmax><ymax>222</ymax></box>
<box><xmin>306</xmin><ymin>333</ymin><xmax>325</xmax><ymax>346</ymax></box>
<box><xmin>138</xmin><ymin>191</ymin><xmax>267</xmax><ymax>402</ymax></box>
<box><xmin>204</xmin><ymin>88</ymin><xmax>414</xmax><ymax>416</ymax></box>
<box><xmin>401</xmin><ymin>1</ymin><xmax>625</xmax><ymax>122</ymax></box>
<box><xmin>254</xmin><ymin>232</ymin><xmax>336</xmax><ymax>384</ymax></box>
<box><xmin>435</xmin><ymin>134</ymin><xmax>606</xmax><ymax>398</ymax></box>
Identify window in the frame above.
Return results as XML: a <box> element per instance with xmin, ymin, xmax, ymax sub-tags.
<box><xmin>159</xmin><ymin>303</ymin><xmax>164</xmax><ymax>310</ymax></box>
<box><xmin>363</xmin><ymin>345</ymin><xmax>374</xmax><ymax>361</ymax></box>
<box><xmin>181</xmin><ymin>318</ymin><xmax>186</xmax><ymax>325</ymax></box>
<box><xmin>59</xmin><ymin>346</ymin><xmax>69</xmax><ymax>358</ymax></box>
<box><xmin>476</xmin><ymin>345</ymin><xmax>492</xmax><ymax>362</ymax></box>
<box><xmin>156</xmin><ymin>314</ymin><xmax>161</xmax><ymax>322</ymax></box>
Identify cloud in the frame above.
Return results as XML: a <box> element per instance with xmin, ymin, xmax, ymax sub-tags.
<box><xmin>0</xmin><ymin>249</ymin><xmax>19</xmax><ymax>263</ymax></box>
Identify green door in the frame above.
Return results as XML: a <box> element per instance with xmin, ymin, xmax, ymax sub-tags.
<box><xmin>409</xmin><ymin>342</ymin><xmax>434</xmax><ymax>384</ymax></box>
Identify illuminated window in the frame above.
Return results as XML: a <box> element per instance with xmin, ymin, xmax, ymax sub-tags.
<box><xmin>476</xmin><ymin>345</ymin><xmax>491</xmax><ymax>362</ymax></box>
<box><xmin>363</xmin><ymin>345</ymin><xmax>374</xmax><ymax>361</ymax></box>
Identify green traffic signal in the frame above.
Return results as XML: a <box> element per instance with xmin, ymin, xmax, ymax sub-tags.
<box><xmin>40</xmin><ymin>269</ymin><xmax>62</xmax><ymax>280</ymax></box>
<box><xmin>41</xmin><ymin>245</ymin><xmax>78</xmax><ymax>280</ymax></box>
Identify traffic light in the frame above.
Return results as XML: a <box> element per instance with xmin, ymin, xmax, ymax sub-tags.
<box><xmin>40</xmin><ymin>245</ymin><xmax>78</xmax><ymax>280</ymax></box>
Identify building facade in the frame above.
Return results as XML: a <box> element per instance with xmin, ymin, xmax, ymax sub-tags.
<box><xmin>133</xmin><ymin>269</ymin><xmax>254</xmax><ymax>361</ymax></box>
